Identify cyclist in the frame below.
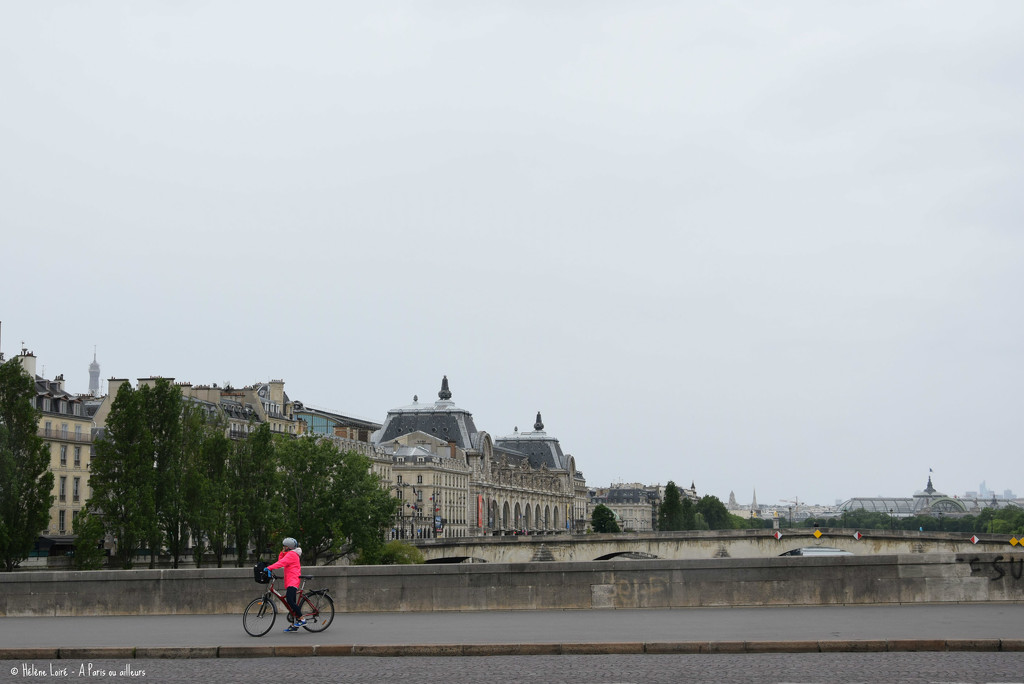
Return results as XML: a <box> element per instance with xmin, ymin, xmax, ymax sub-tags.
<box><xmin>265</xmin><ymin>537</ymin><xmax>305</xmax><ymax>632</ymax></box>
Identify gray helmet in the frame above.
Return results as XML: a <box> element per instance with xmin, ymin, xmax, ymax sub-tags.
<box><xmin>282</xmin><ymin>537</ymin><xmax>298</xmax><ymax>550</ymax></box>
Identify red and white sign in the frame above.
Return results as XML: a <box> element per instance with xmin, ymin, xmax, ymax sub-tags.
<box><xmin>970</xmin><ymin>535</ymin><xmax>980</xmax><ymax>544</ymax></box>
<box><xmin>773</xmin><ymin>531</ymin><xmax>782</xmax><ymax>540</ymax></box>
<box><xmin>852</xmin><ymin>531</ymin><xmax>863</xmax><ymax>540</ymax></box>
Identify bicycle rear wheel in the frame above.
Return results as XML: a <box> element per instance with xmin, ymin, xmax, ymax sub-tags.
<box><xmin>243</xmin><ymin>595</ymin><xmax>277</xmax><ymax>637</ymax></box>
<box><xmin>300</xmin><ymin>592</ymin><xmax>335</xmax><ymax>632</ymax></box>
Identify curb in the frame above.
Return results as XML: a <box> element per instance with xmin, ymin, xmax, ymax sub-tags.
<box><xmin>2</xmin><ymin>640</ymin><xmax>1023</xmax><ymax>660</ymax></box>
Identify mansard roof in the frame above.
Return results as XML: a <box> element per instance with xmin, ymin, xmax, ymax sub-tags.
<box><xmin>494</xmin><ymin>412</ymin><xmax>568</xmax><ymax>471</ymax></box>
<box><xmin>374</xmin><ymin>376</ymin><xmax>479</xmax><ymax>449</ymax></box>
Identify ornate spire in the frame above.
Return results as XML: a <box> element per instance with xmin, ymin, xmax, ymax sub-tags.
<box><xmin>534</xmin><ymin>411</ymin><xmax>544</xmax><ymax>431</ymax></box>
<box><xmin>438</xmin><ymin>375</ymin><xmax>451</xmax><ymax>401</ymax></box>
<box><xmin>925</xmin><ymin>476</ymin><xmax>936</xmax><ymax>495</ymax></box>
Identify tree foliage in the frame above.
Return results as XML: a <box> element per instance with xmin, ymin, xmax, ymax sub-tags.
<box><xmin>89</xmin><ymin>382</ymin><xmax>155</xmax><ymax>568</ymax></box>
<box><xmin>71</xmin><ymin>508</ymin><xmax>107</xmax><ymax>570</ymax></box>
<box><xmin>0</xmin><ymin>358</ymin><xmax>54</xmax><ymax>571</ymax></box>
<box><xmin>357</xmin><ymin>540</ymin><xmax>424</xmax><ymax>565</ymax></box>
<box><xmin>330</xmin><ymin>450</ymin><xmax>399</xmax><ymax>564</ymax></box>
<box><xmin>696</xmin><ymin>495</ymin><xmax>731</xmax><ymax>530</ymax></box>
<box><xmin>592</xmin><ymin>504</ymin><xmax>620</xmax><ymax>533</ymax></box>
<box><xmin>658</xmin><ymin>482</ymin><xmax>685</xmax><ymax>531</ymax></box>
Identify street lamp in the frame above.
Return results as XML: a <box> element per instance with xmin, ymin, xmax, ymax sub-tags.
<box><xmin>391</xmin><ymin>483</ymin><xmax>410</xmax><ymax>540</ymax></box>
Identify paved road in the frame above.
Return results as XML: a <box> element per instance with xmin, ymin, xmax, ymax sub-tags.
<box><xmin>4</xmin><ymin>653</ymin><xmax>1024</xmax><ymax>684</ymax></box>
<box><xmin>2</xmin><ymin>604</ymin><xmax>1023</xmax><ymax>650</ymax></box>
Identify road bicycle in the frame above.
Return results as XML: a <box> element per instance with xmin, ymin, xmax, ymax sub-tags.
<box><xmin>243</xmin><ymin>570</ymin><xmax>335</xmax><ymax>637</ymax></box>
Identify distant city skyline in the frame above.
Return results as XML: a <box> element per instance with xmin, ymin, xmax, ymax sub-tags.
<box><xmin>5</xmin><ymin>332</ymin><xmax>1019</xmax><ymax>512</ymax></box>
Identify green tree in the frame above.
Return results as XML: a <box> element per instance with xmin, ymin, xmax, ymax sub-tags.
<box><xmin>658</xmin><ymin>481</ymin><xmax>685</xmax><ymax>531</ymax></box>
<box><xmin>728</xmin><ymin>513</ymin><xmax>752</xmax><ymax>529</ymax></box>
<box><xmin>696</xmin><ymin>495</ymin><xmax>731</xmax><ymax>530</ymax></box>
<box><xmin>203</xmin><ymin>430</ymin><xmax>233</xmax><ymax>567</ymax></box>
<box><xmin>331</xmin><ymin>449</ymin><xmax>399</xmax><ymax>565</ymax></box>
<box><xmin>71</xmin><ymin>508</ymin><xmax>107</xmax><ymax>570</ymax></box>
<box><xmin>0</xmin><ymin>358</ymin><xmax>54</xmax><ymax>571</ymax></box>
<box><xmin>592</xmin><ymin>504</ymin><xmax>620</xmax><ymax>533</ymax></box>
<box><xmin>277</xmin><ymin>436</ymin><xmax>340</xmax><ymax>565</ymax></box>
<box><xmin>89</xmin><ymin>383</ymin><xmax>156</xmax><ymax>568</ymax></box>
<box><xmin>185</xmin><ymin>423</ymin><xmax>232</xmax><ymax>568</ymax></box>
<box><xmin>145</xmin><ymin>380</ymin><xmax>187</xmax><ymax>568</ymax></box>
<box><xmin>680</xmin><ymin>498</ymin><xmax>696</xmax><ymax>530</ymax></box>
<box><xmin>229</xmin><ymin>423</ymin><xmax>280</xmax><ymax>564</ymax></box>
<box><xmin>356</xmin><ymin>540</ymin><xmax>423</xmax><ymax>565</ymax></box>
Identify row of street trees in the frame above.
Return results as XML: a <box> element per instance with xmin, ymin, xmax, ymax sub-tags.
<box><xmin>75</xmin><ymin>378</ymin><xmax>399</xmax><ymax>569</ymax></box>
<box><xmin>83</xmin><ymin>378</ymin><xmax>398</xmax><ymax>569</ymax></box>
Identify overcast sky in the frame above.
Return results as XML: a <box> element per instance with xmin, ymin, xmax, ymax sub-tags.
<box><xmin>2</xmin><ymin>2</ymin><xmax>1022</xmax><ymax>509</ymax></box>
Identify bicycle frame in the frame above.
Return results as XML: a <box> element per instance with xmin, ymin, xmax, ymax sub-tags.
<box><xmin>264</xmin><ymin>574</ymin><xmax>318</xmax><ymax>620</ymax></box>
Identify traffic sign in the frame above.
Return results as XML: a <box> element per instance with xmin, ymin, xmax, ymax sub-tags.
<box><xmin>773</xmin><ymin>530</ymin><xmax>782</xmax><ymax>540</ymax></box>
<box><xmin>852</xmin><ymin>531</ymin><xmax>863</xmax><ymax>540</ymax></box>
<box><xmin>970</xmin><ymin>535</ymin><xmax>980</xmax><ymax>544</ymax></box>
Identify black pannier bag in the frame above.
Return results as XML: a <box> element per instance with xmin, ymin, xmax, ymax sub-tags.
<box><xmin>254</xmin><ymin>561</ymin><xmax>270</xmax><ymax>584</ymax></box>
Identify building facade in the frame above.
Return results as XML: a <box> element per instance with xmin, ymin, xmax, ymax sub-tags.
<box><xmin>590</xmin><ymin>483</ymin><xmax>662</xmax><ymax>532</ymax></box>
<box><xmin>15</xmin><ymin>350</ymin><xmax>93</xmax><ymax>554</ymax></box>
<box><xmin>373</xmin><ymin>377</ymin><xmax>587</xmax><ymax>537</ymax></box>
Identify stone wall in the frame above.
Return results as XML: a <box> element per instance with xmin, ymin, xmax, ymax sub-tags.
<box><xmin>3</xmin><ymin>553</ymin><xmax>1022</xmax><ymax>617</ymax></box>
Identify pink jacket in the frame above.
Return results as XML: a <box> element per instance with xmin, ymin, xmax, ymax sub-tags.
<box><xmin>266</xmin><ymin>550</ymin><xmax>301</xmax><ymax>588</ymax></box>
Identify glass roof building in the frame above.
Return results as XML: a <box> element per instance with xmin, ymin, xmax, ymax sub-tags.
<box><xmin>837</xmin><ymin>477</ymin><xmax>968</xmax><ymax>517</ymax></box>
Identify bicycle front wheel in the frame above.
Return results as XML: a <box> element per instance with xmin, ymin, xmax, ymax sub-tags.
<box><xmin>243</xmin><ymin>595</ymin><xmax>277</xmax><ymax>637</ymax></box>
<box><xmin>300</xmin><ymin>592</ymin><xmax>335</xmax><ymax>633</ymax></box>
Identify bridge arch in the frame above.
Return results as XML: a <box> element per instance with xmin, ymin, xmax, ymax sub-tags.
<box><xmin>594</xmin><ymin>551</ymin><xmax>662</xmax><ymax>561</ymax></box>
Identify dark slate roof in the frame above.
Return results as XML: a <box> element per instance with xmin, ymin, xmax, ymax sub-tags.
<box><xmin>375</xmin><ymin>378</ymin><xmax>479</xmax><ymax>449</ymax></box>
<box><xmin>492</xmin><ymin>443</ymin><xmax>530</xmax><ymax>467</ymax></box>
<box><xmin>376</xmin><ymin>402</ymin><xmax>478</xmax><ymax>449</ymax></box>
<box><xmin>495</xmin><ymin>427</ymin><xmax>567</xmax><ymax>470</ymax></box>
<box><xmin>601</xmin><ymin>488</ymin><xmax>652</xmax><ymax>504</ymax></box>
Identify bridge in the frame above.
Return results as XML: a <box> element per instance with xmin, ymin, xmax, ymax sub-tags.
<box><xmin>410</xmin><ymin>528</ymin><xmax>1018</xmax><ymax>563</ymax></box>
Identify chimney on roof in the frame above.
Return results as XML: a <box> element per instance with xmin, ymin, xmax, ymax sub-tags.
<box><xmin>16</xmin><ymin>348</ymin><xmax>37</xmax><ymax>377</ymax></box>
<box><xmin>107</xmin><ymin>378</ymin><xmax>129</xmax><ymax>399</ymax></box>
<box><xmin>269</xmin><ymin>379</ymin><xmax>285</xmax><ymax>404</ymax></box>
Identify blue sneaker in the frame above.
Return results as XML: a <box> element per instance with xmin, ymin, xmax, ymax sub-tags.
<box><xmin>284</xmin><ymin>624</ymin><xmax>299</xmax><ymax>633</ymax></box>
<box><xmin>293</xmin><ymin>619</ymin><xmax>307</xmax><ymax>628</ymax></box>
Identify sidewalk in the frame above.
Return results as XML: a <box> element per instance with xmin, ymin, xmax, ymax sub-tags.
<box><xmin>3</xmin><ymin>604</ymin><xmax>1023</xmax><ymax>659</ymax></box>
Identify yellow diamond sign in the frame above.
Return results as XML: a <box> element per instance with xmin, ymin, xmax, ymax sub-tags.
<box><xmin>813</xmin><ymin>529</ymin><xmax>822</xmax><ymax>538</ymax></box>
<box><xmin>1011</xmin><ymin>537</ymin><xmax>1019</xmax><ymax>546</ymax></box>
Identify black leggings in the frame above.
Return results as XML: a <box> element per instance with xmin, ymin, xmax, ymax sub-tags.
<box><xmin>286</xmin><ymin>586</ymin><xmax>302</xmax><ymax>619</ymax></box>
